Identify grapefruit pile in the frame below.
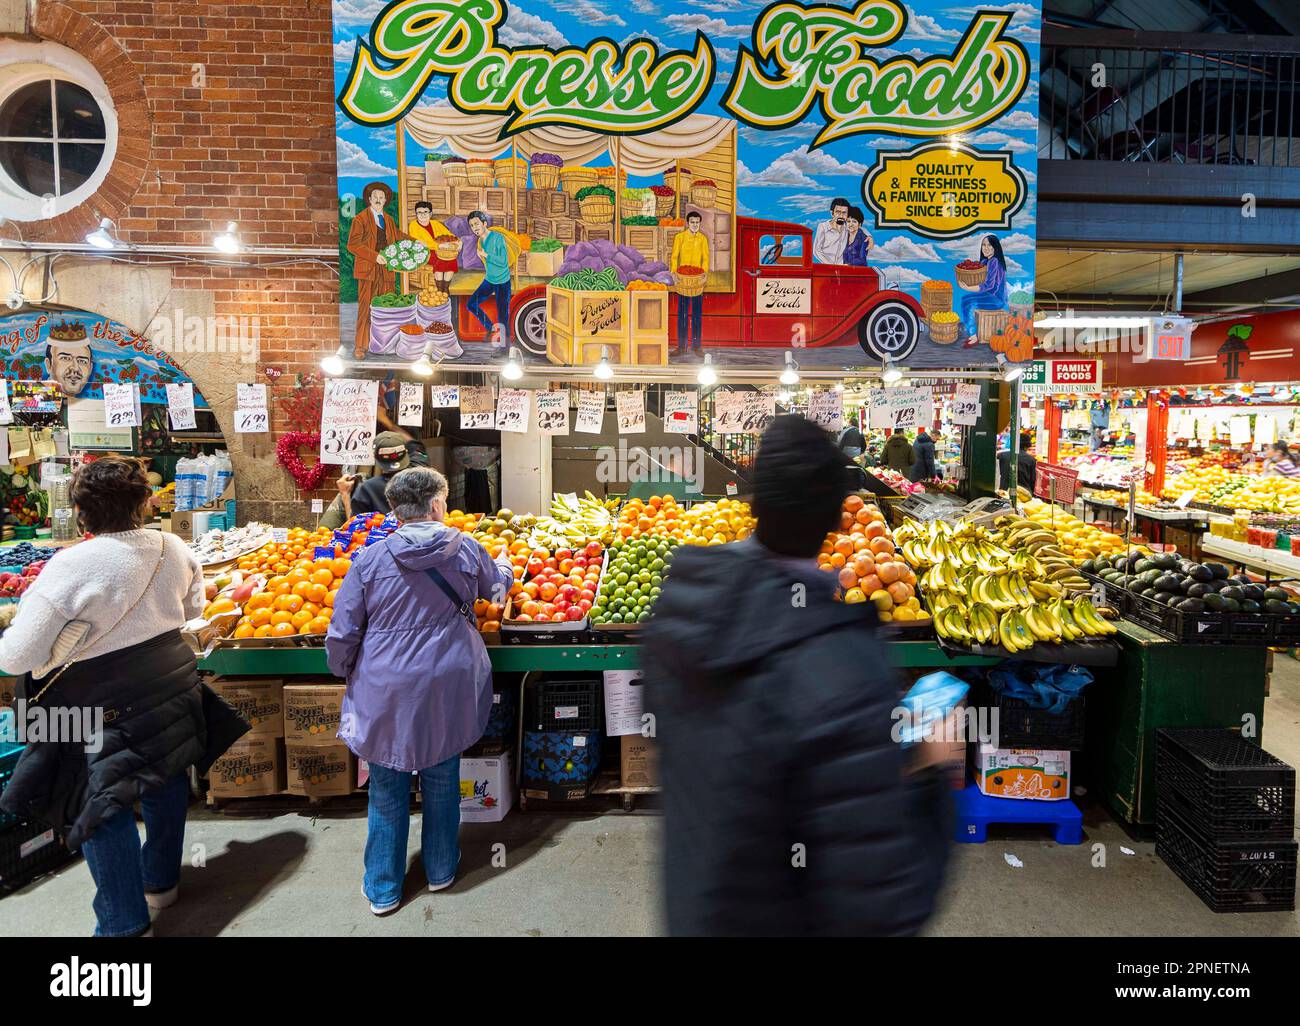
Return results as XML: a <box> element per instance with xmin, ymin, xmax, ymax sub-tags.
<box><xmin>819</xmin><ymin>494</ymin><xmax>926</xmax><ymax>623</ymax></box>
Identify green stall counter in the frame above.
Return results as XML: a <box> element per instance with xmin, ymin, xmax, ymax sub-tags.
<box><xmin>1085</xmin><ymin>621</ymin><xmax>1269</xmax><ymax>827</ymax></box>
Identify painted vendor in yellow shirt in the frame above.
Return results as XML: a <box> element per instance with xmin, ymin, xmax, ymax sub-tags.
<box><xmin>670</xmin><ymin>210</ymin><xmax>709</xmax><ymax>359</ymax></box>
<box><xmin>406</xmin><ymin>200</ymin><xmax>459</xmax><ymax>291</ymax></box>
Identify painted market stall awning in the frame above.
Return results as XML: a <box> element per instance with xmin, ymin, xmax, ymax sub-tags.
<box><xmin>401</xmin><ymin>103</ymin><xmax>735</xmax><ymax>174</ymax></box>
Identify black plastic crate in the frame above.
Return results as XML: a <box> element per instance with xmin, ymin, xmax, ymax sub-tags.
<box><xmin>1079</xmin><ymin>571</ymin><xmax>1131</xmax><ymax>615</ymax></box>
<box><xmin>525</xmin><ymin>675</ymin><xmax>602</xmax><ymax>733</ymax></box>
<box><xmin>1155</xmin><ymin>729</ymin><xmax>1295</xmax><ymax>839</ymax></box>
<box><xmin>974</xmin><ymin>681</ymin><xmax>1086</xmax><ymax>751</ymax></box>
<box><xmin>0</xmin><ymin>820</ymin><xmax>77</xmax><ymax>894</ymax></box>
<box><xmin>1127</xmin><ymin>590</ymin><xmax>1300</xmax><ymax>645</ymax></box>
<box><xmin>1156</xmin><ymin>804</ymin><xmax>1296</xmax><ymax>913</ymax></box>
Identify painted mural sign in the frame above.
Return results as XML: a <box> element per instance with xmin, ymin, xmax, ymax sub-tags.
<box><xmin>0</xmin><ymin>308</ymin><xmax>208</xmax><ymax>406</ymax></box>
<box><xmin>333</xmin><ymin>0</ymin><xmax>1042</xmax><ymax>373</ymax></box>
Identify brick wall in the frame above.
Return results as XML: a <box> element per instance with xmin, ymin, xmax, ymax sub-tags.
<box><xmin>20</xmin><ymin>0</ymin><xmax>340</xmax><ymax>524</ymax></box>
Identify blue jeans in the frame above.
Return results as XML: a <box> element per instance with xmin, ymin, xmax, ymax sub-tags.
<box><xmin>80</xmin><ymin>774</ymin><xmax>190</xmax><ymax>937</ymax></box>
<box><xmin>363</xmin><ymin>756</ymin><xmax>461</xmax><ymax>907</ymax></box>
<box><xmin>467</xmin><ymin>279</ymin><xmax>511</xmax><ymax>344</ymax></box>
<box><xmin>960</xmin><ymin>292</ymin><xmax>1005</xmax><ymax>336</ymax></box>
<box><xmin>676</xmin><ymin>293</ymin><xmax>702</xmax><ymax>350</ymax></box>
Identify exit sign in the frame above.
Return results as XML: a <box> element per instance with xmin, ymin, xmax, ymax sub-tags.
<box><xmin>1147</xmin><ymin>316</ymin><xmax>1194</xmax><ymax>361</ymax></box>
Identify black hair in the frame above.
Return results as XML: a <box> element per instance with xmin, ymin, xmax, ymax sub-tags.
<box><xmin>846</xmin><ymin>205</ymin><xmax>865</xmax><ymax>223</ymax></box>
<box><xmin>979</xmin><ymin>234</ymin><xmax>1006</xmax><ymax>268</ymax></box>
<box><xmin>1018</xmin><ymin>430</ymin><xmax>1034</xmax><ymax>449</ymax></box>
<box><xmin>753</xmin><ymin>415</ymin><xmax>851</xmax><ymax>558</ymax></box>
<box><xmin>467</xmin><ymin>210</ymin><xmax>488</xmax><ymax>225</ymax></box>
<box><xmin>414</xmin><ymin>200</ymin><xmax>432</xmax><ymax>213</ymax></box>
<box><xmin>1273</xmin><ymin>441</ymin><xmax>1292</xmax><ymax>458</ymax></box>
<box><xmin>72</xmin><ymin>455</ymin><xmax>151</xmax><ymax>535</ymax></box>
<box><xmin>686</xmin><ymin>209</ymin><xmax>702</xmax><ymax>223</ymax></box>
<box><xmin>830</xmin><ymin>197</ymin><xmax>849</xmax><ymax>211</ymax></box>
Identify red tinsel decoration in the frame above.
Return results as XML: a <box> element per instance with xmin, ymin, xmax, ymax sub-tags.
<box><xmin>275</xmin><ymin>431</ymin><xmax>328</xmax><ymax>492</ymax></box>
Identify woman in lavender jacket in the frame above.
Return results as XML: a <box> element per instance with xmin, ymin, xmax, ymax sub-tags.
<box><xmin>326</xmin><ymin>466</ymin><xmax>515</xmax><ymax>915</ymax></box>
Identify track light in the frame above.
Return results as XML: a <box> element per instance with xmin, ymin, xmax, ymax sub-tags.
<box><xmin>213</xmin><ymin>222</ymin><xmax>241</xmax><ymax>254</ymax></box>
<box><xmin>320</xmin><ymin>345</ymin><xmax>347</xmax><ymax>376</ymax></box>
<box><xmin>780</xmin><ymin>351</ymin><xmax>799</xmax><ymax>386</ymax></box>
<box><xmin>1002</xmin><ymin>357</ymin><xmax>1026</xmax><ymax>382</ymax></box>
<box><xmin>501</xmin><ymin>346</ymin><xmax>523</xmax><ymax>381</ymax></box>
<box><xmin>697</xmin><ymin>353</ymin><xmax>717</xmax><ymax>386</ymax></box>
<box><xmin>411</xmin><ymin>354</ymin><xmax>435</xmax><ymax>377</ymax></box>
<box><xmin>85</xmin><ymin>218</ymin><xmax>117</xmax><ymax>249</ymax></box>
<box><xmin>881</xmin><ymin>359</ymin><xmax>903</xmax><ymax>384</ymax></box>
<box><xmin>593</xmin><ymin>349</ymin><xmax>613</xmax><ymax>380</ymax></box>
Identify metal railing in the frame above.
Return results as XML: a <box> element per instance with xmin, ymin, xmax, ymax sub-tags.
<box><xmin>1040</xmin><ymin>28</ymin><xmax>1300</xmax><ymax>166</ymax></box>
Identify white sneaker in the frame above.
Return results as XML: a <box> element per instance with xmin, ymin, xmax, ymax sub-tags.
<box><xmin>145</xmin><ymin>885</ymin><xmax>178</xmax><ymax>910</ymax></box>
<box><xmin>427</xmin><ymin>878</ymin><xmax>454</xmax><ymax>893</ymax></box>
<box><xmin>362</xmin><ymin>883</ymin><xmax>399</xmax><ymax>916</ymax></box>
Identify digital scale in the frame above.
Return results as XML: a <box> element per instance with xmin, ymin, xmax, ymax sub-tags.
<box><xmin>896</xmin><ymin>491</ymin><xmax>965</xmax><ymax>523</ymax></box>
<box><xmin>956</xmin><ymin>496</ymin><xmax>1014</xmax><ymax>527</ymax></box>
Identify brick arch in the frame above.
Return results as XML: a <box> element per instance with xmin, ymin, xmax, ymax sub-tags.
<box><xmin>24</xmin><ymin>2</ymin><xmax>152</xmax><ymax>242</ymax></box>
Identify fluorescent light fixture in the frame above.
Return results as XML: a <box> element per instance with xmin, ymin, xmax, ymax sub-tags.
<box><xmin>85</xmin><ymin>218</ymin><xmax>116</xmax><ymax>249</ymax></box>
<box><xmin>593</xmin><ymin>349</ymin><xmax>613</xmax><ymax>380</ymax></box>
<box><xmin>213</xmin><ymin>222</ymin><xmax>241</xmax><ymax>254</ymax></box>
<box><xmin>320</xmin><ymin>345</ymin><xmax>348</xmax><ymax>376</ymax></box>
<box><xmin>411</xmin><ymin>354</ymin><xmax>435</xmax><ymax>377</ymax></box>
<box><xmin>779</xmin><ymin>351</ymin><xmax>799</xmax><ymax>386</ymax></box>
<box><xmin>501</xmin><ymin>346</ymin><xmax>523</xmax><ymax>381</ymax></box>
<box><xmin>1035</xmin><ymin>315</ymin><xmax>1150</xmax><ymax>329</ymax></box>
<box><xmin>697</xmin><ymin>353</ymin><xmax>717</xmax><ymax>386</ymax></box>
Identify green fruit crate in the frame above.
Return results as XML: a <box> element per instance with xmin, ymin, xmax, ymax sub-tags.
<box><xmin>1126</xmin><ymin>589</ymin><xmax>1300</xmax><ymax>645</ymax></box>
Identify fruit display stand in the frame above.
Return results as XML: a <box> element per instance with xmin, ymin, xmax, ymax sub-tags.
<box><xmin>1200</xmin><ymin>533</ymin><xmax>1300</xmax><ymax>580</ymax></box>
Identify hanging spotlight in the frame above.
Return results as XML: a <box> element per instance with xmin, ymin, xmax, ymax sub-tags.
<box><xmin>85</xmin><ymin>217</ymin><xmax>117</xmax><ymax>250</ymax></box>
<box><xmin>593</xmin><ymin>348</ymin><xmax>613</xmax><ymax>380</ymax></box>
<box><xmin>320</xmin><ymin>345</ymin><xmax>348</xmax><ymax>376</ymax></box>
<box><xmin>213</xmin><ymin>222</ymin><xmax>241</xmax><ymax>254</ymax></box>
<box><xmin>881</xmin><ymin>359</ymin><xmax>903</xmax><ymax>384</ymax></box>
<box><xmin>411</xmin><ymin>354</ymin><xmax>435</xmax><ymax>377</ymax></box>
<box><xmin>1002</xmin><ymin>357</ymin><xmax>1026</xmax><ymax>382</ymax></box>
<box><xmin>697</xmin><ymin>353</ymin><xmax>717</xmax><ymax>386</ymax></box>
<box><xmin>779</xmin><ymin>351</ymin><xmax>799</xmax><ymax>386</ymax></box>
<box><xmin>501</xmin><ymin>346</ymin><xmax>524</xmax><ymax>381</ymax></box>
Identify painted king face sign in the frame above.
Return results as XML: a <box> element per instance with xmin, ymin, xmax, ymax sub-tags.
<box><xmin>333</xmin><ymin>0</ymin><xmax>1042</xmax><ymax>373</ymax></box>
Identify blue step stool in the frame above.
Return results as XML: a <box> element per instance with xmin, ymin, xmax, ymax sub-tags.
<box><xmin>954</xmin><ymin>782</ymin><xmax>1083</xmax><ymax>845</ymax></box>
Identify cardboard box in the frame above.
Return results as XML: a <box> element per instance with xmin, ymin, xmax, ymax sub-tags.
<box><xmin>209</xmin><ymin>678</ymin><xmax>283</xmax><ymax>736</ymax></box>
<box><xmin>208</xmin><ymin>736</ymin><xmax>284</xmax><ymax>797</ymax></box>
<box><xmin>283</xmin><ymin>684</ymin><xmax>346</xmax><ymax>745</ymax></box>
<box><xmin>460</xmin><ymin>751</ymin><xmax>513</xmax><ymax>822</ymax></box>
<box><xmin>620</xmin><ymin>735</ymin><xmax>657</xmax><ymax>788</ymax></box>
<box><xmin>286</xmin><ymin>742</ymin><xmax>357</xmax><ymax>797</ymax></box>
<box><xmin>522</xmin><ymin>249</ymin><xmax>564</xmax><ymax>278</ymax></box>
<box><xmin>973</xmin><ymin>745</ymin><xmax>1070</xmax><ymax>801</ymax></box>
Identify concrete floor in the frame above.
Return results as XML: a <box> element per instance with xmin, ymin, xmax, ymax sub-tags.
<box><xmin>5</xmin><ymin>662</ymin><xmax>1299</xmax><ymax>937</ymax></box>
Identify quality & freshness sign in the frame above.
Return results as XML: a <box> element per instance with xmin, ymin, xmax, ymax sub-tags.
<box><xmin>332</xmin><ymin>0</ymin><xmax>1043</xmax><ymax>375</ymax></box>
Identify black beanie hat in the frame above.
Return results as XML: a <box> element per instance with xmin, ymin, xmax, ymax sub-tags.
<box><xmin>753</xmin><ymin>415</ymin><xmax>852</xmax><ymax>557</ymax></box>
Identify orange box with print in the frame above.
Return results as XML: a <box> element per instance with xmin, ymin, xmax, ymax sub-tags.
<box><xmin>974</xmin><ymin>746</ymin><xmax>1070</xmax><ymax>801</ymax></box>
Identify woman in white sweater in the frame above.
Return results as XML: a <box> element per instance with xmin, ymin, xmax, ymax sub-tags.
<box><xmin>0</xmin><ymin>456</ymin><xmax>248</xmax><ymax>936</ymax></box>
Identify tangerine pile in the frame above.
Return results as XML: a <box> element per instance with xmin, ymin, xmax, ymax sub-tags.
<box><xmin>229</xmin><ymin>554</ymin><xmax>352</xmax><ymax>638</ymax></box>
<box><xmin>617</xmin><ymin>495</ymin><xmax>754</xmax><ymax>546</ymax></box>
<box><xmin>819</xmin><ymin>494</ymin><xmax>925</xmax><ymax>623</ymax></box>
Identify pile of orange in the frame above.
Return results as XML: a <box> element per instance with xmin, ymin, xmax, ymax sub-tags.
<box><xmin>235</xmin><ymin>526</ymin><xmax>337</xmax><ymax>577</ymax></box>
<box><xmin>445</xmin><ymin>510</ymin><xmax>482</xmax><ymax>533</ymax></box>
<box><xmin>229</xmin><ymin>554</ymin><xmax>352</xmax><ymax>638</ymax></box>
<box><xmin>818</xmin><ymin>494</ymin><xmax>925</xmax><ymax>623</ymax></box>
<box><xmin>617</xmin><ymin>495</ymin><xmax>754</xmax><ymax>546</ymax></box>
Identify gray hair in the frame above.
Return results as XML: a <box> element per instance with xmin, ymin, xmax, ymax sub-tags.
<box><xmin>385</xmin><ymin>466</ymin><xmax>448</xmax><ymax>521</ymax></box>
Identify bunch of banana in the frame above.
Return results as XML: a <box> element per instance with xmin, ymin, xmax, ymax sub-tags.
<box><xmin>544</xmin><ymin>490</ymin><xmax>619</xmax><ymax>545</ymax></box>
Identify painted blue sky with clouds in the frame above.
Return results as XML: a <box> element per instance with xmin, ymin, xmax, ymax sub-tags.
<box><xmin>333</xmin><ymin>0</ymin><xmax>1042</xmax><ymax>297</ymax></box>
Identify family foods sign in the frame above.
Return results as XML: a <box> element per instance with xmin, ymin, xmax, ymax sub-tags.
<box><xmin>333</xmin><ymin>0</ymin><xmax>1041</xmax><ymax>374</ymax></box>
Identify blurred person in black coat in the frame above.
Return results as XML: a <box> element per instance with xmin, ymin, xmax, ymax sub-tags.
<box><xmin>643</xmin><ymin>416</ymin><xmax>954</xmax><ymax>936</ymax></box>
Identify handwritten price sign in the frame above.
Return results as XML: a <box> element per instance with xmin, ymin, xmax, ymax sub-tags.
<box><xmin>536</xmin><ymin>391</ymin><xmax>569</xmax><ymax>435</ymax></box>
<box><xmin>429</xmin><ymin>385</ymin><xmax>460</xmax><ymax>408</ymax></box>
<box><xmin>808</xmin><ymin>389</ymin><xmax>843</xmax><ymax>432</ymax></box>
<box><xmin>398</xmin><ymin>382</ymin><xmax>424</xmax><ymax>427</ymax></box>
<box><xmin>495</xmin><ymin>388</ymin><xmax>531</xmax><ymax>433</ymax></box>
<box><xmin>458</xmin><ymin>385</ymin><xmax>495</xmax><ymax>430</ymax></box>
<box><xmin>868</xmin><ymin>387</ymin><xmax>932</xmax><ymax>431</ymax></box>
<box><xmin>165</xmin><ymin>382</ymin><xmax>196</xmax><ymax>431</ymax></box>
<box><xmin>575</xmin><ymin>389</ymin><xmax>605</xmax><ymax>434</ymax></box>
<box><xmin>320</xmin><ymin>378</ymin><xmax>379</xmax><ymax>465</ymax></box>
<box><xmin>713</xmin><ymin>391</ymin><xmax>774</xmax><ymax>435</ymax></box>
<box><xmin>103</xmin><ymin>382</ymin><xmax>140</xmax><ymax>428</ymax></box>
<box><xmin>615</xmin><ymin>390</ymin><xmax>646</xmax><ymax>434</ymax></box>
<box><xmin>951</xmin><ymin>383</ymin><xmax>981</xmax><ymax>427</ymax></box>
<box><xmin>235</xmin><ymin>383</ymin><xmax>269</xmax><ymax>434</ymax></box>
<box><xmin>663</xmin><ymin>391</ymin><xmax>697</xmax><ymax>434</ymax></box>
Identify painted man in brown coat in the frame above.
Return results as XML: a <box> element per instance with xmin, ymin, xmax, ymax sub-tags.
<box><xmin>347</xmin><ymin>181</ymin><xmax>405</xmax><ymax>359</ymax></box>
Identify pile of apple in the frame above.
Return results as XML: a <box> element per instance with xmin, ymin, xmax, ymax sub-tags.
<box><xmin>0</xmin><ymin>562</ymin><xmax>43</xmax><ymax>598</ymax></box>
<box><xmin>508</xmin><ymin>541</ymin><xmax>604</xmax><ymax>624</ymax></box>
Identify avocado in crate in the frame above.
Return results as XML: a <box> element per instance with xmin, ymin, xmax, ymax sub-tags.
<box><xmin>520</xmin><ymin>729</ymin><xmax>603</xmax><ymax>802</ymax></box>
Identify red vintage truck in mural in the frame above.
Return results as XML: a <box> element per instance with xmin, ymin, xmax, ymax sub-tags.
<box><xmin>456</xmin><ymin>216</ymin><xmax>925</xmax><ymax>364</ymax></box>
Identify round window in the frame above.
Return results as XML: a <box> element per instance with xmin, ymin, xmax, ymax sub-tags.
<box><xmin>0</xmin><ymin>45</ymin><xmax>118</xmax><ymax>221</ymax></box>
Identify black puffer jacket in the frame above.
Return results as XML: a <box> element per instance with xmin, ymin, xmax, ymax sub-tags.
<box><xmin>0</xmin><ymin>630</ymin><xmax>249</xmax><ymax>849</ymax></box>
<box><xmin>642</xmin><ymin>540</ymin><xmax>951</xmax><ymax>936</ymax></box>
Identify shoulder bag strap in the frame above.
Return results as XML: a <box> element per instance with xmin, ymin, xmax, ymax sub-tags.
<box><xmin>423</xmin><ymin>565</ymin><xmax>476</xmax><ymax>626</ymax></box>
<box><xmin>29</xmin><ymin>532</ymin><xmax>169</xmax><ymax>703</ymax></box>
